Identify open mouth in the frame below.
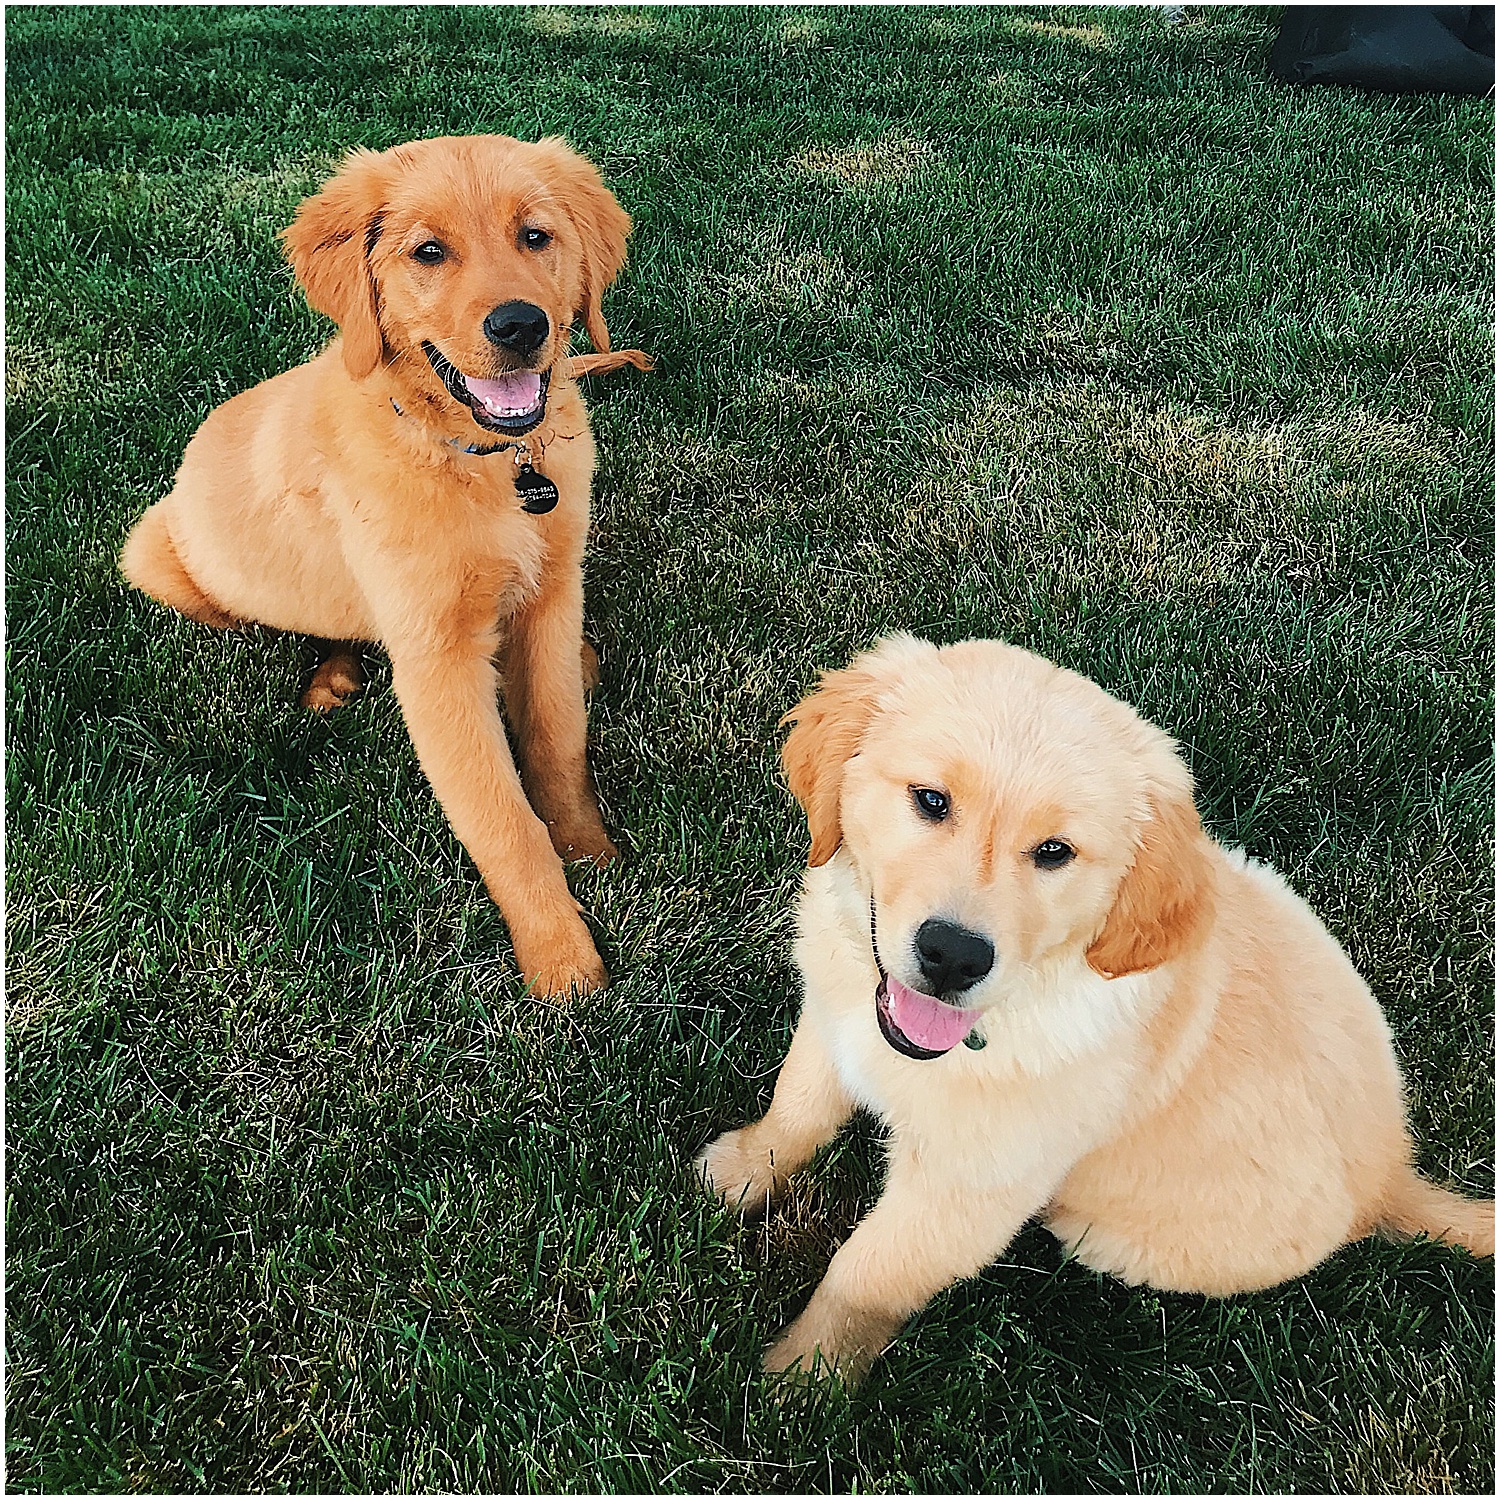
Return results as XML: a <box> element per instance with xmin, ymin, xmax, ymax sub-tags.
<box><xmin>423</xmin><ymin>342</ymin><xmax>550</xmax><ymax>436</ymax></box>
<box><xmin>875</xmin><ymin>974</ymin><xmax>981</xmax><ymax>1060</ymax></box>
<box><xmin>871</xmin><ymin>907</ymin><xmax>981</xmax><ymax>1060</ymax></box>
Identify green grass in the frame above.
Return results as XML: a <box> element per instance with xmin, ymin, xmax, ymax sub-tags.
<box><xmin>5</xmin><ymin>4</ymin><xmax>1493</xmax><ymax>1491</ymax></box>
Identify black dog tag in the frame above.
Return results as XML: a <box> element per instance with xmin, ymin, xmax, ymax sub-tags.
<box><xmin>515</xmin><ymin>464</ymin><xmax>559</xmax><ymax>515</ymax></box>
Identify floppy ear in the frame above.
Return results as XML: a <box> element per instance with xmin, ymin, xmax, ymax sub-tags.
<box><xmin>780</xmin><ymin>637</ymin><xmax>931</xmax><ymax>868</ymax></box>
<box><xmin>781</xmin><ymin>667</ymin><xmax>879</xmax><ymax>868</ymax></box>
<box><xmin>281</xmin><ymin>148</ymin><xmax>389</xmax><ymax>380</ymax></box>
<box><xmin>1086</xmin><ymin>776</ymin><xmax>1213</xmax><ymax>979</ymax></box>
<box><xmin>535</xmin><ymin>137</ymin><xmax>631</xmax><ymax>355</ymax></box>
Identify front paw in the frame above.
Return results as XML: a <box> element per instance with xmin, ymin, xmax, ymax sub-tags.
<box><xmin>513</xmin><ymin>924</ymin><xmax>609</xmax><ymax>1002</ymax></box>
<box><xmin>695</xmin><ymin>1128</ymin><xmax>780</xmax><ymax>1217</ymax></box>
<box><xmin>522</xmin><ymin>955</ymin><xmax>610</xmax><ymax>1002</ymax></box>
<box><xmin>763</xmin><ymin>1301</ymin><xmax>901</xmax><ymax>1388</ymax></box>
<box><xmin>548</xmin><ymin>819</ymin><xmax>619</xmax><ymax>866</ymax></box>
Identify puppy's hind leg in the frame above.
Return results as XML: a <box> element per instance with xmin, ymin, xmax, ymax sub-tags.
<box><xmin>119</xmin><ymin>505</ymin><xmax>239</xmax><ymax>629</ymax></box>
<box><xmin>580</xmin><ymin>638</ymin><xmax>600</xmax><ymax>693</ymax></box>
<box><xmin>697</xmin><ymin>1019</ymin><xmax>854</xmax><ymax>1216</ymax></box>
<box><xmin>302</xmin><ymin>641</ymin><xmax>366</xmax><ymax>714</ymax></box>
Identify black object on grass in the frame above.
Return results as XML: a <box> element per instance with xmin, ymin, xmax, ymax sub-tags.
<box><xmin>1270</xmin><ymin>5</ymin><xmax>1495</xmax><ymax>95</ymax></box>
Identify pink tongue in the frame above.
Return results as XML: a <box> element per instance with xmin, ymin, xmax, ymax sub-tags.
<box><xmin>463</xmin><ymin>371</ymin><xmax>541</xmax><ymax>414</ymax></box>
<box><xmin>885</xmin><ymin>975</ymin><xmax>980</xmax><ymax>1054</ymax></box>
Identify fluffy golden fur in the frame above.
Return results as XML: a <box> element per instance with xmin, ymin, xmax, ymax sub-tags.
<box><xmin>700</xmin><ymin>635</ymin><xmax>1493</xmax><ymax>1383</ymax></box>
<box><xmin>120</xmin><ymin>135</ymin><xmax>648</xmax><ymax>998</ymax></box>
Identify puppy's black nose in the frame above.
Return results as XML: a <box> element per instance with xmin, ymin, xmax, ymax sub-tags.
<box><xmin>483</xmin><ymin>300</ymin><xmax>549</xmax><ymax>359</ymax></box>
<box><xmin>915</xmin><ymin>918</ymin><xmax>994</xmax><ymax>996</ymax></box>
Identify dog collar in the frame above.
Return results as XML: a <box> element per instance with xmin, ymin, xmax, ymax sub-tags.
<box><xmin>389</xmin><ymin>397</ymin><xmax>578</xmax><ymax>513</ymax></box>
<box><xmin>389</xmin><ymin>397</ymin><xmax>518</xmax><ymax>457</ymax></box>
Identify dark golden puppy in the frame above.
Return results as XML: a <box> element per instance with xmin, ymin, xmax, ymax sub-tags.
<box><xmin>121</xmin><ymin>135</ymin><xmax>649</xmax><ymax>998</ymax></box>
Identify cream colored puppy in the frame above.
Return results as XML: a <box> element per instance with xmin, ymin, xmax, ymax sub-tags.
<box><xmin>699</xmin><ymin>635</ymin><xmax>1493</xmax><ymax>1384</ymax></box>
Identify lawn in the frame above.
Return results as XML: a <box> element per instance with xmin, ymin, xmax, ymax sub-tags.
<box><xmin>5</xmin><ymin>4</ymin><xmax>1494</xmax><ymax>1492</ymax></box>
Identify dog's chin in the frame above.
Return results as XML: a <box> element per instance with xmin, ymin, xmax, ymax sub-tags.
<box><xmin>422</xmin><ymin>341</ymin><xmax>551</xmax><ymax>437</ymax></box>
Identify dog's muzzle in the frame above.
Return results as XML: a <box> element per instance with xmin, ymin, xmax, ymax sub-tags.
<box><xmin>423</xmin><ymin>342</ymin><xmax>550</xmax><ymax>436</ymax></box>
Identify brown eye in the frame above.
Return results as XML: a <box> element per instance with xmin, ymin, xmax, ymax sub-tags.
<box><xmin>912</xmin><ymin>787</ymin><xmax>950</xmax><ymax>822</ymax></box>
<box><xmin>1031</xmin><ymin>839</ymin><xmax>1075</xmax><ymax>869</ymax></box>
<box><xmin>522</xmin><ymin>226</ymin><xmax>551</xmax><ymax>251</ymax></box>
<box><xmin>412</xmin><ymin>241</ymin><xmax>446</xmax><ymax>264</ymax></box>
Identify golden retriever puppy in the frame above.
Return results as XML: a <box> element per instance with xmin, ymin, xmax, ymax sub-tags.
<box><xmin>120</xmin><ymin>135</ymin><xmax>650</xmax><ymax>998</ymax></box>
<box><xmin>700</xmin><ymin>635</ymin><xmax>1493</xmax><ymax>1383</ymax></box>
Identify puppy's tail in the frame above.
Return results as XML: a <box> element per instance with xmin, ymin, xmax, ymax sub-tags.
<box><xmin>564</xmin><ymin>348</ymin><xmax>654</xmax><ymax>378</ymax></box>
<box><xmin>1378</xmin><ymin>1169</ymin><xmax>1494</xmax><ymax>1258</ymax></box>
